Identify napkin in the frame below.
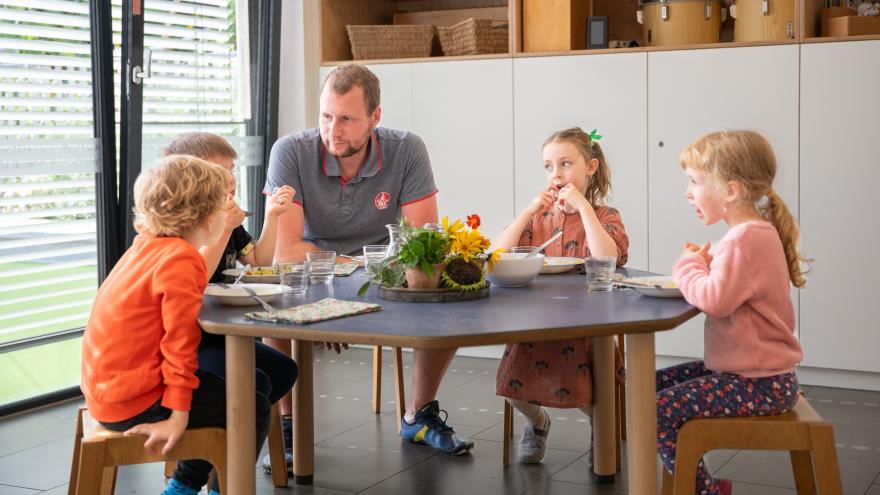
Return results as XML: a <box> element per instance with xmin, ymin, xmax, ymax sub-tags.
<box><xmin>246</xmin><ymin>298</ymin><xmax>381</xmax><ymax>324</ymax></box>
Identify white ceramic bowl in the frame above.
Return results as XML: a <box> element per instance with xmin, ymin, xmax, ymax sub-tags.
<box><xmin>488</xmin><ymin>253</ymin><xmax>545</xmax><ymax>287</ymax></box>
<box><xmin>204</xmin><ymin>283</ymin><xmax>289</xmax><ymax>306</ymax></box>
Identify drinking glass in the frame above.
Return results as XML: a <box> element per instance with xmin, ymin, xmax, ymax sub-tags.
<box><xmin>362</xmin><ymin>245</ymin><xmax>388</xmax><ymax>276</ymax></box>
<box><xmin>585</xmin><ymin>256</ymin><xmax>617</xmax><ymax>292</ymax></box>
<box><xmin>511</xmin><ymin>246</ymin><xmax>538</xmax><ymax>257</ymax></box>
<box><xmin>307</xmin><ymin>251</ymin><xmax>336</xmax><ymax>285</ymax></box>
<box><xmin>386</xmin><ymin>224</ymin><xmax>403</xmax><ymax>257</ymax></box>
<box><xmin>276</xmin><ymin>261</ymin><xmax>308</xmax><ymax>294</ymax></box>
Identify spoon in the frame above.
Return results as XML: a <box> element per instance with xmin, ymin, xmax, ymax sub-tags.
<box><xmin>232</xmin><ymin>264</ymin><xmax>250</xmax><ymax>285</ymax></box>
<box><xmin>524</xmin><ymin>229</ymin><xmax>563</xmax><ymax>259</ymax></box>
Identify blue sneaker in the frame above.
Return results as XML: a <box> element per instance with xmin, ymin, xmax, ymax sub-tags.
<box><xmin>161</xmin><ymin>478</ymin><xmax>198</xmax><ymax>495</ymax></box>
<box><xmin>400</xmin><ymin>400</ymin><xmax>474</xmax><ymax>455</ymax></box>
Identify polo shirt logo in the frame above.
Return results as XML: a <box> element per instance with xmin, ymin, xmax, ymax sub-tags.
<box><xmin>374</xmin><ymin>191</ymin><xmax>391</xmax><ymax>210</ymax></box>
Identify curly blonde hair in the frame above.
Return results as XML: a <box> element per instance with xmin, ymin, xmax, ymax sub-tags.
<box><xmin>133</xmin><ymin>155</ymin><xmax>228</xmax><ymax>237</ymax></box>
<box><xmin>680</xmin><ymin>130</ymin><xmax>807</xmax><ymax>288</ymax></box>
<box><xmin>542</xmin><ymin>127</ymin><xmax>612</xmax><ymax>207</ymax></box>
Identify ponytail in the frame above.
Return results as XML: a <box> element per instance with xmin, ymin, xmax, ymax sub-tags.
<box><xmin>760</xmin><ymin>189</ymin><xmax>807</xmax><ymax>288</ymax></box>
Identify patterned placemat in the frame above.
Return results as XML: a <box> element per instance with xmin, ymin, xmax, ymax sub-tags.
<box><xmin>246</xmin><ymin>298</ymin><xmax>381</xmax><ymax>324</ymax></box>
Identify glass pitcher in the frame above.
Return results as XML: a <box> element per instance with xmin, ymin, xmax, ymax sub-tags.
<box><xmin>385</xmin><ymin>223</ymin><xmax>403</xmax><ymax>258</ymax></box>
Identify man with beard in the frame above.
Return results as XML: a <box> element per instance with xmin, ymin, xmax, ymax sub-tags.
<box><xmin>261</xmin><ymin>64</ymin><xmax>475</xmax><ymax>463</ymax></box>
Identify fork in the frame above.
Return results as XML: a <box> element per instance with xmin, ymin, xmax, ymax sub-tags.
<box><xmin>239</xmin><ymin>284</ymin><xmax>276</xmax><ymax>311</ymax></box>
<box><xmin>232</xmin><ymin>264</ymin><xmax>250</xmax><ymax>285</ymax></box>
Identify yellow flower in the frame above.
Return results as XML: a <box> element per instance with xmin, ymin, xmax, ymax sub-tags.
<box><xmin>442</xmin><ymin>215</ymin><xmax>464</xmax><ymax>235</ymax></box>
<box><xmin>486</xmin><ymin>248</ymin><xmax>503</xmax><ymax>273</ymax></box>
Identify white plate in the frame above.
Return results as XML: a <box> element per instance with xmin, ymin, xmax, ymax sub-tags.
<box><xmin>619</xmin><ymin>276</ymin><xmax>683</xmax><ymax>298</ymax></box>
<box><xmin>540</xmin><ymin>256</ymin><xmax>584</xmax><ymax>274</ymax></box>
<box><xmin>222</xmin><ymin>267</ymin><xmax>279</xmax><ymax>284</ymax></box>
<box><xmin>205</xmin><ymin>283</ymin><xmax>290</xmax><ymax>306</ymax></box>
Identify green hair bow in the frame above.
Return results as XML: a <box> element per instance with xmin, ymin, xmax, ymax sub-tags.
<box><xmin>588</xmin><ymin>129</ymin><xmax>602</xmax><ymax>147</ymax></box>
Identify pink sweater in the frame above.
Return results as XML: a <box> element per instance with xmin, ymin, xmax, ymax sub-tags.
<box><xmin>673</xmin><ymin>221</ymin><xmax>803</xmax><ymax>378</ymax></box>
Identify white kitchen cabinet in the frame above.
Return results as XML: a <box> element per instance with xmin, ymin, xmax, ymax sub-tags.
<box><xmin>513</xmin><ymin>53</ymin><xmax>649</xmax><ymax>269</ymax></box>
<box><xmin>647</xmin><ymin>45</ymin><xmax>800</xmax><ymax>359</ymax></box>
<box><xmin>411</xmin><ymin>58</ymin><xmax>515</xmax><ymax>238</ymax></box>
<box><xmin>799</xmin><ymin>40</ymin><xmax>880</xmax><ymax>373</ymax></box>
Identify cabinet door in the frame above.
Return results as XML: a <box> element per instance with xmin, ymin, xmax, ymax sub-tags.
<box><xmin>411</xmin><ymin>59</ymin><xmax>514</xmax><ymax>237</ymax></box>
<box><xmin>800</xmin><ymin>41</ymin><xmax>880</xmax><ymax>373</ymax></box>
<box><xmin>648</xmin><ymin>45</ymin><xmax>800</xmax><ymax>359</ymax></box>
<box><xmin>319</xmin><ymin>64</ymin><xmax>414</xmax><ymax>130</ymax></box>
<box><xmin>513</xmin><ymin>53</ymin><xmax>649</xmax><ymax>269</ymax></box>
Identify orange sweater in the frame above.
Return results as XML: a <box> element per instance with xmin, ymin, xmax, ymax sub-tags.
<box><xmin>81</xmin><ymin>234</ymin><xmax>208</xmax><ymax>422</ymax></box>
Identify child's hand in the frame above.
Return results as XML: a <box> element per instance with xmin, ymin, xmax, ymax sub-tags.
<box><xmin>124</xmin><ymin>409</ymin><xmax>189</xmax><ymax>456</ymax></box>
<box><xmin>267</xmin><ymin>185</ymin><xmax>295</xmax><ymax>217</ymax></box>
<box><xmin>682</xmin><ymin>242</ymin><xmax>713</xmax><ymax>265</ymax></box>
<box><xmin>527</xmin><ymin>186</ymin><xmax>557</xmax><ymax>215</ymax></box>
<box><xmin>224</xmin><ymin>194</ymin><xmax>246</xmax><ymax>231</ymax></box>
<box><xmin>556</xmin><ymin>184</ymin><xmax>589</xmax><ymax>212</ymax></box>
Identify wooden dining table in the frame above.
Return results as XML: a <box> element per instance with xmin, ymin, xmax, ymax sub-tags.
<box><xmin>199</xmin><ymin>268</ymin><xmax>699</xmax><ymax>495</ymax></box>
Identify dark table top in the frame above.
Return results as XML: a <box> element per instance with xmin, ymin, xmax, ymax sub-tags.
<box><xmin>199</xmin><ymin>267</ymin><xmax>700</xmax><ymax>348</ymax></box>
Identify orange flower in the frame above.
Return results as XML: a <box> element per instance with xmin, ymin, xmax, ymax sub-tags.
<box><xmin>466</xmin><ymin>214</ymin><xmax>481</xmax><ymax>229</ymax></box>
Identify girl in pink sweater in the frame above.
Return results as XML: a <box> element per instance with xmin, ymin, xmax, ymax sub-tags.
<box><xmin>660</xmin><ymin>130</ymin><xmax>806</xmax><ymax>495</ymax></box>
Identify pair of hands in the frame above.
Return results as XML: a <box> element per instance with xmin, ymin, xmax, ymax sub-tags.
<box><xmin>124</xmin><ymin>409</ymin><xmax>188</xmax><ymax>456</ymax></box>
<box><xmin>683</xmin><ymin>242</ymin><xmax>713</xmax><ymax>265</ymax></box>
<box><xmin>528</xmin><ymin>184</ymin><xmax>589</xmax><ymax>215</ymax></box>
<box><xmin>221</xmin><ymin>185</ymin><xmax>296</xmax><ymax>232</ymax></box>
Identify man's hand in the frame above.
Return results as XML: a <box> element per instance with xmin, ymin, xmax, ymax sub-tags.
<box><xmin>323</xmin><ymin>342</ymin><xmax>349</xmax><ymax>354</ymax></box>
<box><xmin>124</xmin><ymin>409</ymin><xmax>189</xmax><ymax>456</ymax></box>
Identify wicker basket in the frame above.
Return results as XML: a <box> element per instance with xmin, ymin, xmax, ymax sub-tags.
<box><xmin>346</xmin><ymin>24</ymin><xmax>434</xmax><ymax>60</ymax></box>
<box><xmin>436</xmin><ymin>18</ymin><xmax>509</xmax><ymax>56</ymax></box>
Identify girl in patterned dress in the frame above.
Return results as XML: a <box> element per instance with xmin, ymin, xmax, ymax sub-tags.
<box><xmin>661</xmin><ymin>130</ymin><xmax>806</xmax><ymax>495</ymax></box>
<box><xmin>493</xmin><ymin>127</ymin><xmax>629</xmax><ymax>464</ymax></box>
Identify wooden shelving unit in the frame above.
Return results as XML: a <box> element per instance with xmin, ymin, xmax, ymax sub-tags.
<box><xmin>318</xmin><ymin>0</ymin><xmax>879</xmax><ymax>65</ymax></box>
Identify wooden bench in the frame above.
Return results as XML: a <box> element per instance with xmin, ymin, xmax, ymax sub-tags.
<box><xmin>662</xmin><ymin>394</ymin><xmax>844</xmax><ymax>495</ymax></box>
<box><xmin>69</xmin><ymin>408</ymin><xmax>227</xmax><ymax>495</ymax></box>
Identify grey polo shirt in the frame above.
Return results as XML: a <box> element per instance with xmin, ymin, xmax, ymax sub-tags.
<box><xmin>264</xmin><ymin>127</ymin><xmax>438</xmax><ymax>256</ymax></box>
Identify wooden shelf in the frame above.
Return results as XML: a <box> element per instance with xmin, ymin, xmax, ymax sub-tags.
<box><xmin>318</xmin><ymin>0</ymin><xmax>875</xmax><ymax>66</ymax></box>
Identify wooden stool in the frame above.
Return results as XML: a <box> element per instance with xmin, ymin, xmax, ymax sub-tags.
<box><xmin>69</xmin><ymin>408</ymin><xmax>227</xmax><ymax>495</ymax></box>
<box><xmin>163</xmin><ymin>404</ymin><xmax>288</xmax><ymax>487</ymax></box>
<box><xmin>371</xmin><ymin>345</ymin><xmax>406</xmax><ymax>433</ymax></box>
<box><xmin>661</xmin><ymin>394</ymin><xmax>844</xmax><ymax>495</ymax></box>
<box><xmin>502</xmin><ymin>334</ymin><xmax>628</xmax><ymax>477</ymax></box>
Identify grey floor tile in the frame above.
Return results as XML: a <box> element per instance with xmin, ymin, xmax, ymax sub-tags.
<box><xmin>803</xmin><ymin>387</ymin><xmax>880</xmax><ymax>429</ymax></box>
<box><xmin>0</xmin><ymin>484</ymin><xmax>39</xmax><ymax>495</ymax></box>
<box><xmin>525</xmin><ymin>479</ymin><xmax>628</xmax><ymax>494</ymax></box>
<box><xmin>0</xmin><ymin>436</ymin><xmax>74</xmax><ymax>491</ymax></box>
<box><xmin>357</xmin><ymin>438</ymin><xmax>584</xmax><ymax>495</ymax></box>
<box><xmin>0</xmin><ymin>412</ymin><xmax>76</xmax><ymax>458</ymax></box>
<box><xmin>475</xmin><ymin>409</ymin><xmax>592</xmax><ymax>454</ymax></box>
<box><xmin>727</xmin><ymin>481</ymin><xmax>795</xmax><ymax>494</ymax></box>
<box><xmin>865</xmin><ymin>485</ymin><xmax>880</xmax><ymax>495</ymax></box>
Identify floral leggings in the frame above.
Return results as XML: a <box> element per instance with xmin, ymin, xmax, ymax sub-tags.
<box><xmin>656</xmin><ymin>361</ymin><xmax>799</xmax><ymax>495</ymax></box>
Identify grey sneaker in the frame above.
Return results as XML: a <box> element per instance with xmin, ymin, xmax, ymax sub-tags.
<box><xmin>517</xmin><ymin>413</ymin><xmax>551</xmax><ymax>464</ymax></box>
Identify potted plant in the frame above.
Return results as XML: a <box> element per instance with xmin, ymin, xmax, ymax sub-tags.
<box><xmin>440</xmin><ymin>214</ymin><xmax>503</xmax><ymax>291</ymax></box>
<box><xmin>397</xmin><ymin>222</ymin><xmax>449</xmax><ymax>289</ymax></box>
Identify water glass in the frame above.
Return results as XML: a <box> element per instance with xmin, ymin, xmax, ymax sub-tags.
<box><xmin>277</xmin><ymin>261</ymin><xmax>308</xmax><ymax>294</ymax></box>
<box><xmin>585</xmin><ymin>256</ymin><xmax>617</xmax><ymax>292</ymax></box>
<box><xmin>511</xmin><ymin>246</ymin><xmax>538</xmax><ymax>257</ymax></box>
<box><xmin>307</xmin><ymin>251</ymin><xmax>336</xmax><ymax>285</ymax></box>
<box><xmin>362</xmin><ymin>245</ymin><xmax>388</xmax><ymax>276</ymax></box>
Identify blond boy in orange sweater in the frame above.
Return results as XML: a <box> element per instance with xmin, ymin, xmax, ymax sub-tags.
<box><xmin>80</xmin><ymin>155</ymin><xmax>266</xmax><ymax>495</ymax></box>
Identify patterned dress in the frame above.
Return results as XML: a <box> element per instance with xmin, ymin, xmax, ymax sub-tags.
<box><xmin>495</xmin><ymin>205</ymin><xmax>629</xmax><ymax>408</ymax></box>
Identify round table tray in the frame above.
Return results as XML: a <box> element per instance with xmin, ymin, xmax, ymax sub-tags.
<box><xmin>378</xmin><ymin>282</ymin><xmax>490</xmax><ymax>303</ymax></box>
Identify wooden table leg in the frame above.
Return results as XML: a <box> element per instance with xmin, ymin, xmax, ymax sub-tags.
<box><xmin>592</xmin><ymin>335</ymin><xmax>617</xmax><ymax>483</ymax></box>
<box><xmin>292</xmin><ymin>339</ymin><xmax>314</xmax><ymax>485</ymax></box>
<box><xmin>372</xmin><ymin>346</ymin><xmax>382</xmax><ymax>413</ymax></box>
<box><xmin>625</xmin><ymin>332</ymin><xmax>658</xmax><ymax>495</ymax></box>
<box><xmin>226</xmin><ymin>335</ymin><xmax>256</xmax><ymax>495</ymax></box>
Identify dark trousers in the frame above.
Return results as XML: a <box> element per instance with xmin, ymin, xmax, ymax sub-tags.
<box><xmin>197</xmin><ymin>340</ymin><xmax>298</xmax><ymax>405</ymax></box>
